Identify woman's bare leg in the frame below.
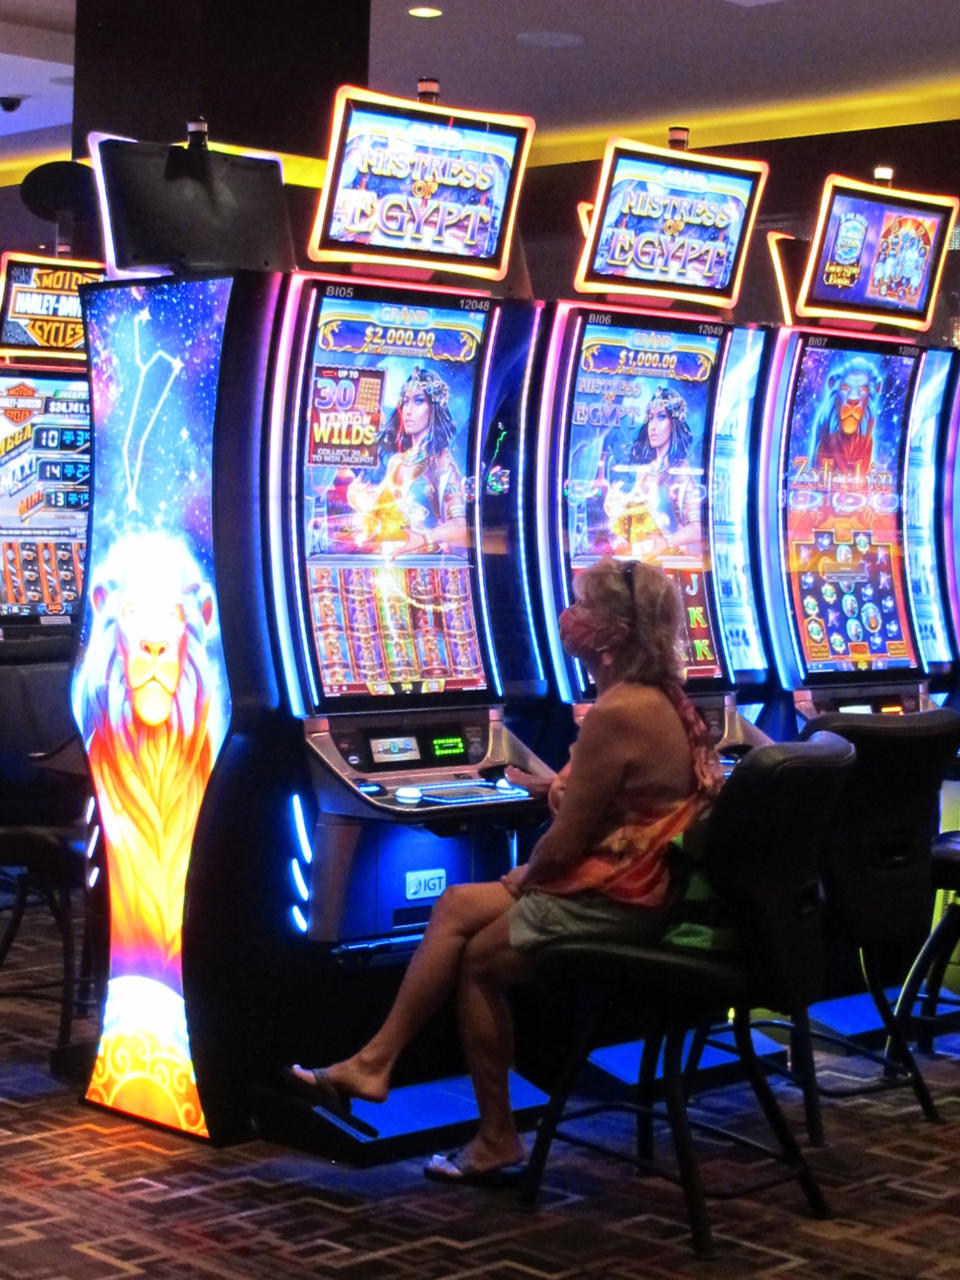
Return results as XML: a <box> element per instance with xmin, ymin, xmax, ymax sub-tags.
<box><xmin>292</xmin><ymin>881</ymin><xmax>515</xmax><ymax>1103</ymax></box>
<box><xmin>453</xmin><ymin>911</ymin><xmax>534</xmax><ymax>1169</ymax></box>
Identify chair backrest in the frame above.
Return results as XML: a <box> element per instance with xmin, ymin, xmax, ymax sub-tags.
<box><xmin>703</xmin><ymin>731</ymin><xmax>856</xmax><ymax>1010</ymax></box>
<box><xmin>799</xmin><ymin>709</ymin><xmax>960</xmax><ymax>944</ymax></box>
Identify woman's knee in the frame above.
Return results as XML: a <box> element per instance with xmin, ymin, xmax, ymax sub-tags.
<box><xmin>428</xmin><ymin>880</ymin><xmax>509</xmax><ymax>934</ymax></box>
<box><xmin>428</xmin><ymin>882</ymin><xmax>477</xmax><ymax>931</ymax></box>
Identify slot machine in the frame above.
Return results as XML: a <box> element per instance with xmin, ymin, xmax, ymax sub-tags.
<box><xmin>251</xmin><ymin>87</ymin><xmax>552</xmax><ymax>1152</ymax></box>
<box><xmin>535</xmin><ymin>137</ymin><xmax>772</xmax><ymax>757</ymax></box>
<box><xmin>74</xmin><ymin>94</ymin><xmax>551</xmax><ymax>1154</ymax></box>
<box><xmin>0</xmin><ymin>253</ymin><xmax>103</xmax><ymax>1013</ymax></box>
<box><xmin>0</xmin><ymin>252</ymin><xmax>102</xmax><ymax>663</ymax></box>
<box><xmin>759</xmin><ymin>174</ymin><xmax>960</xmax><ymax>724</ymax></box>
<box><xmin>75</xmin><ymin>133</ymin><xmax>298</xmax><ymax>1141</ymax></box>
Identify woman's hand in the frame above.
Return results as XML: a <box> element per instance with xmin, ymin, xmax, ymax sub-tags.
<box><xmin>500</xmin><ymin>864</ymin><xmax>528</xmax><ymax>898</ymax></box>
<box><xmin>503</xmin><ymin>765</ymin><xmax>553</xmax><ymax>798</ymax></box>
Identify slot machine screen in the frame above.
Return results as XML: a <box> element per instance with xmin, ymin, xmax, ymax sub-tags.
<box><xmin>308</xmin><ymin>86</ymin><xmax>534</xmax><ymax>281</ymax></box>
<box><xmin>562</xmin><ymin>314</ymin><xmax>727</xmax><ymax>684</ymax></box>
<box><xmin>796</xmin><ymin>175</ymin><xmax>957</xmax><ymax>331</ymax></box>
<box><xmin>298</xmin><ymin>288</ymin><xmax>492</xmax><ymax>706</ymax></box>
<box><xmin>781</xmin><ymin>335</ymin><xmax>921</xmax><ymax>678</ymax></box>
<box><xmin>0</xmin><ymin>253</ymin><xmax>104</xmax><ymax>360</ymax></box>
<box><xmin>0</xmin><ymin>372</ymin><xmax>89</xmax><ymax>625</ymax></box>
<box><xmin>574</xmin><ymin>138</ymin><xmax>767</xmax><ymax>308</ymax></box>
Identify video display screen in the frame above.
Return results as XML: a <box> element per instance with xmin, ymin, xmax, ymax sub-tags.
<box><xmin>575</xmin><ymin>140</ymin><xmax>766</xmax><ymax>307</ymax></box>
<box><xmin>0</xmin><ymin>254</ymin><xmax>104</xmax><ymax>358</ymax></box>
<box><xmin>0</xmin><ymin>373</ymin><xmax>90</xmax><ymax>622</ymax></box>
<box><xmin>309</xmin><ymin>87</ymin><xmax>533</xmax><ymax>280</ymax></box>
<box><xmin>300</xmin><ymin>288</ymin><xmax>490</xmax><ymax>700</ymax></box>
<box><xmin>781</xmin><ymin>335</ymin><xmax>921</xmax><ymax>676</ymax></box>
<box><xmin>797</xmin><ymin>177</ymin><xmax>957</xmax><ymax>330</ymax></box>
<box><xmin>562</xmin><ymin>315</ymin><xmax>725</xmax><ymax>682</ymax></box>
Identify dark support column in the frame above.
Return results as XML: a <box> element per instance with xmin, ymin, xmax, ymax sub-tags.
<box><xmin>72</xmin><ymin>0</ymin><xmax>369</xmax><ymax>160</ymax></box>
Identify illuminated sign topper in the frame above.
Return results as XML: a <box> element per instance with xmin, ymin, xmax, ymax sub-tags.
<box><xmin>0</xmin><ymin>252</ymin><xmax>104</xmax><ymax>359</ymax></box>
<box><xmin>796</xmin><ymin>174</ymin><xmax>959</xmax><ymax>332</ymax></box>
<box><xmin>308</xmin><ymin>85</ymin><xmax>534</xmax><ymax>281</ymax></box>
<box><xmin>574</xmin><ymin>138</ymin><xmax>767</xmax><ymax>308</ymax></box>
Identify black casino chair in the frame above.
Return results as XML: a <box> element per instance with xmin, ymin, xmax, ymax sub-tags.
<box><xmin>0</xmin><ymin>662</ymin><xmax>96</xmax><ymax>1060</ymax></box>
<box><xmin>791</xmin><ymin>708</ymin><xmax>960</xmax><ymax>1128</ymax></box>
<box><xmin>518</xmin><ymin>731</ymin><xmax>856</xmax><ymax>1258</ymax></box>
<box><xmin>893</xmin><ymin>826</ymin><xmax>960</xmax><ymax>1053</ymax></box>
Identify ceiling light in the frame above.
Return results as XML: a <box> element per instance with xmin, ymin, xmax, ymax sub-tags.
<box><xmin>409</xmin><ymin>6</ymin><xmax>442</xmax><ymax>16</ymax></box>
<box><xmin>516</xmin><ymin>31</ymin><xmax>584</xmax><ymax>49</ymax></box>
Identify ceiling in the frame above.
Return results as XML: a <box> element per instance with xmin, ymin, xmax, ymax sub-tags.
<box><xmin>3</xmin><ymin>0</ymin><xmax>960</xmax><ymax>168</ymax></box>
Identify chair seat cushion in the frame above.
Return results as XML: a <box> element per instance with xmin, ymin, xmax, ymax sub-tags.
<box><xmin>534</xmin><ymin>939</ymin><xmax>752</xmax><ymax>1020</ymax></box>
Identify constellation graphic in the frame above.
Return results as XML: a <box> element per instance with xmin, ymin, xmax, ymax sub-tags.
<box><xmin>123</xmin><ymin>308</ymin><xmax>183</xmax><ymax>511</ymax></box>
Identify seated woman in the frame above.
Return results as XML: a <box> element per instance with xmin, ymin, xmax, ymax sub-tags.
<box><xmin>285</xmin><ymin>558</ymin><xmax>724</xmax><ymax>1183</ymax></box>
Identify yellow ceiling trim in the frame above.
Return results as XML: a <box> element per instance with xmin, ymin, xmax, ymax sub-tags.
<box><xmin>0</xmin><ymin>143</ymin><xmax>325</xmax><ymax>189</ymax></box>
<box><xmin>529</xmin><ymin>74</ymin><xmax>960</xmax><ymax>166</ymax></box>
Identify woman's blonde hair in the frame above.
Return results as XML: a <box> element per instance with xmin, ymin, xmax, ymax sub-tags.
<box><xmin>575</xmin><ymin>557</ymin><xmax>685</xmax><ymax>686</ymax></box>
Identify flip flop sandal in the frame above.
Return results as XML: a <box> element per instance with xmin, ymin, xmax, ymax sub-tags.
<box><xmin>423</xmin><ymin>1149</ymin><xmax>528</xmax><ymax>1187</ymax></box>
<box><xmin>278</xmin><ymin>1066</ymin><xmax>379</xmax><ymax>1138</ymax></box>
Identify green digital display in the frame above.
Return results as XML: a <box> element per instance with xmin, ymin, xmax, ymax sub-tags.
<box><xmin>432</xmin><ymin>735</ymin><xmax>466</xmax><ymax>759</ymax></box>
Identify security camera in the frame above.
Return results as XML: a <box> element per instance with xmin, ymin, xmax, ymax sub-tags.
<box><xmin>0</xmin><ymin>96</ymin><xmax>25</xmax><ymax>113</ymax></box>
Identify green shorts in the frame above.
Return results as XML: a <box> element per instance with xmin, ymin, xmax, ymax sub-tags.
<box><xmin>507</xmin><ymin>889</ymin><xmax>674</xmax><ymax>954</ymax></box>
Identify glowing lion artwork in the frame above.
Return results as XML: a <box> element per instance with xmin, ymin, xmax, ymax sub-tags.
<box><xmin>73</xmin><ymin>531</ymin><xmax>226</xmax><ymax>984</ymax></box>
<box><xmin>73</xmin><ymin>530</ymin><xmax>227</xmax><ymax>1135</ymax></box>
<box><xmin>811</xmin><ymin>358</ymin><xmax>882</xmax><ymax>480</ymax></box>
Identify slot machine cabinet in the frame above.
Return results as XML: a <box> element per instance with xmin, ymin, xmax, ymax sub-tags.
<box><xmin>0</xmin><ymin>252</ymin><xmax>102</xmax><ymax>664</ymax></box>
<box><xmin>759</xmin><ymin>176</ymin><xmax>960</xmax><ymax>726</ymax></box>
<box><xmin>74</xmin><ymin>95</ymin><xmax>553</xmax><ymax>1155</ymax></box>
<box><xmin>266</xmin><ymin>89</ymin><xmax>552</xmax><ymax>979</ymax></box>
<box><xmin>0</xmin><ymin>252</ymin><xmax>104</xmax><ymax>1076</ymax></box>
<box><xmin>74</xmin><ymin>135</ymin><xmax>302</xmax><ymax>1142</ymax></box>
<box><xmin>269</xmin><ymin>274</ymin><xmax>552</xmax><ymax>959</ymax></box>
<box><xmin>533</xmin><ymin>138</ymin><xmax>773</xmax><ymax>763</ymax></box>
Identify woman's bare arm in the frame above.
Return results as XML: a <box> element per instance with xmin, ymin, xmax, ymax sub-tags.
<box><xmin>520</xmin><ymin>696</ymin><xmax>635</xmax><ymax>888</ymax></box>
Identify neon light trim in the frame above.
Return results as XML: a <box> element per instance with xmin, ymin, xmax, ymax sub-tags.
<box><xmin>757</xmin><ymin>328</ymin><xmax>804</xmax><ymax>689</ymax></box>
<box><xmin>534</xmin><ymin>305</ymin><xmax>576</xmax><ymax>705</ymax></box>
<box><xmin>945</xmin><ymin>374</ymin><xmax>960</xmax><ymax>648</ymax></box>
<box><xmin>706</xmin><ymin>331</ymin><xmax>735</xmax><ymax>683</ymax></box>
<box><xmin>268</xmin><ymin>275</ymin><xmax>311</xmax><ymax>716</ymax></box>
<box><xmin>474</xmin><ymin>305</ymin><xmax>503</xmax><ymax>698</ymax></box>
<box><xmin>291</xmin><ymin>906</ymin><xmax>309</xmax><ymax>934</ymax></box>
<box><xmin>291</xmin><ymin>793</ymin><xmax>312</xmax><ymax>865</ymax></box>
<box><xmin>290</xmin><ymin>856</ymin><xmax>309</xmax><ymax>903</ymax></box>
<box><xmin>901</xmin><ymin>367</ymin><xmax>930</xmax><ymax>675</ymax></box>
<box><xmin>516</xmin><ymin>303</ymin><xmax>546</xmax><ymax>683</ymax></box>
<box><xmin>767</xmin><ymin>232</ymin><xmax>796</xmax><ymax>326</ymax></box>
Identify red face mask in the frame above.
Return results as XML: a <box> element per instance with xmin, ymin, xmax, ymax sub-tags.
<box><xmin>559</xmin><ymin>604</ymin><xmax>604</xmax><ymax>663</ymax></box>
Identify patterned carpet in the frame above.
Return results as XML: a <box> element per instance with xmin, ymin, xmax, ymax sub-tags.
<box><xmin>4</xmin><ymin>895</ymin><xmax>960</xmax><ymax>1279</ymax></box>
